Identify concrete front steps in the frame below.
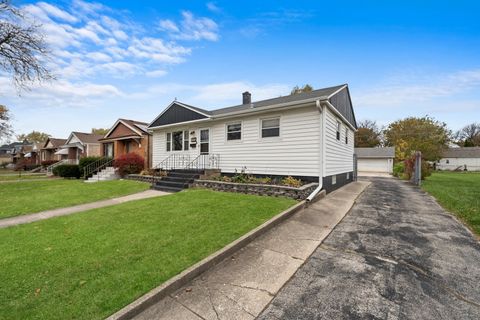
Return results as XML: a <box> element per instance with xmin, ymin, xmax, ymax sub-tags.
<box><xmin>85</xmin><ymin>167</ymin><xmax>119</xmax><ymax>183</ymax></box>
<box><xmin>151</xmin><ymin>170</ymin><xmax>204</xmax><ymax>192</ymax></box>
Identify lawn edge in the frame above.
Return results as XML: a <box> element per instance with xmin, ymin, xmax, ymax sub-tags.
<box><xmin>107</xmin><ymin>190</ymin><xmax>326</xmax><ymax>320</ymax></box>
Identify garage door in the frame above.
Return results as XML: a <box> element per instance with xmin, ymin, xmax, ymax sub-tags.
<box><xmin>358</xmin><ymin>158</ymin><xmax>392</xmax><ymax>173</ymax></box>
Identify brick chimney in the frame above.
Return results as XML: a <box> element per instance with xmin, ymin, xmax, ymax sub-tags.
<box><xmin>242</xmin><ymin>91</ymin><xmax>251</xmax><ymax>105</ymax></box>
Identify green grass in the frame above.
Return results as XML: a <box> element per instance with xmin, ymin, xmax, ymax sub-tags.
<box><xmin>0</xmin><ymin>173</ymin><xmax>50</xmax><ymax>181</ymax></box>
<box><xmin>0</xmin><ymin>180</ymin><xmax>150</xmax><ymax>219</ymax></box>
<box><xmin>0</xmin><ymin>189</ymin><xmax>296</xmax><ymax>319</ymax></box>
<box><xmin>422</xmin><ymin>171</ymin><xmax>480</xmax><ymax>235</ymax></box>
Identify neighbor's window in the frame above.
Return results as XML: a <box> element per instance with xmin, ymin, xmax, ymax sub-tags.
<box><xmin>166</xmin><ymin>133</ymin><xmax>171</xmax><ymax>151</ymax></box>
<box><xmin>345</xmin><ymin>128</ymin><xmax>349</xmax><ymax>144</ymax></box>
<box><xmin>172</xmin><ymin>131</ymin><xmax>183</xmax><ymax>151</ymax></box>
<box><xmin>446</xmin><ymin>159</ymin><xmax>450</xmax><ymax>164</ymax></box>
<box><xmin>261</xmin><ymin>118</ymin><xmax>280</xmax><ymax>138</ymax></box>
<box><xmin>184</xmin><ymin>130</ymin><xmax>189</xmax><ymax>151</ymax></box>
<box><xmin>227</xmin><ymin>123</ymin><xmax>242</xmax><ymax>140</ymax></box>
<box><xmin>336</xmin><ymin>121</ymin><xmax>341</xmax><ymax>140</ymax></box>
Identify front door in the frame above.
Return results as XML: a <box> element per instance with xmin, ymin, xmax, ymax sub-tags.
<box><xmin>200</xmin><ymin>129</ymin><xmax>209</xmax><ymax>154</ymax></box>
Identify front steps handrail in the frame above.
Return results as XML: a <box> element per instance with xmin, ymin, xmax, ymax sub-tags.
<box><xmin>151</xmin><ymin>154</ymin><xmax>191</xmax><ymax>186</ymax></box>
<box><xmin>83</xmin><ymin>157</ymin><xmax>114</xmax><ymax>179</ymax></box>
<box><xmin>184</xmin><ymin>153</ymin><xmax>220</xmax><ymax>171</ymax></box>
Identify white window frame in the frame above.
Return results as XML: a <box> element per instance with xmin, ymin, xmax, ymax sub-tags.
<box><xmin>225</xmin><ymin>122</ymin><xmax>242</xmax><ymax>142</ymax></box>
<box><xmin>199</xmin><ymin>128</ymin><xmax>210</xmax><ymax>154</ymax></box>
<box><xmin>166</xmin><ymin>130</ymin><xmax>189</xmax><ymax>152</ymax></box>
<box><xmin>345</xmin><ymin>127</ymin><xmax>349</xmax><ymax>144</ymax></box>
<box><xmin>332</xmin><ymin>175</ymin><xmax>337</xmax><ymax>185</ymax></box>
<box><xmin>260</xmin><ymin>117</ymin><xmax>281</xmax><ymax>139</ymax></box>
<box><xmin>336</xmin><ymin>121</ymin><xmax>341</xmax><ymax>141</ymax></box>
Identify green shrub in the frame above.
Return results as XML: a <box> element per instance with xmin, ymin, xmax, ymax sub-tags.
<box><xmin>53</xmin><ymin>164</ymin><xmax>81</xmax><ymax>178</ymax></box>
<box><xmin>79</xmin><ymin>156</ymin><xmax>103</xmax><ymax>171</ymax></box>
<box><xmin>393</xmin><ymin>162</ymin><xmax>404</xmax><ymax>178</ymax></box>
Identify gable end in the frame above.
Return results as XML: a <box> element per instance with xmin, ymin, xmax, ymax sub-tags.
<box><xmin>329</xmin><ymin>86</ymin><xmax>357</xmax><ymax>129</ymax></box>
<box><xmin>149</xmin><ymin>103</ymin><xmax>209</xmax><ymax>127</ymax></box>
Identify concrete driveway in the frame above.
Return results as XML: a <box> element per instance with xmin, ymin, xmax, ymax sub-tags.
<box><xmin>258</xmin><ymin>177</ymin><xmax>480</xmax><ymax>320</ymax></box>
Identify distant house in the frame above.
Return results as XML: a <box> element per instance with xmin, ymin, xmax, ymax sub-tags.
<box><xmin>148</xmin><ymin>84</ymin><xmax>357</xmax><ymax>192</ymax></box>
<box><xmin>437</xmin><ymin>147</ymin><xmax>480</xmax><ymax>171</ymax></box>
<box><xmin>23</xmin><ymin>142</ymin><xmax>44</xmax><ymax>165</ymax></box>
<box><xmin>355</xmin><ymin>147</ymin><xmax>395</xmax><ymax>174</ymax></box>
<box><xmin>99</xmin><ymin>119</ymin><xmax>151</xmax><ymax>167</ymax></box>
<box><xmin>0</xmin><ymin>143</ymin><xmax>14</xmax><ymax>164</ymax></box>
<box><xmin>10</xmin><ymin>141</ymin><xmax>33</xmax><ymax>164</ymax></box>
<box><xmin>40</xmin><ymin>138</ymin><xmax>67</xmax><ymax>162</ymax></box>
<box><xmin>57</xmin><ymin>132</ymin><xmax>103</xmax><ymax>164</ymax></box>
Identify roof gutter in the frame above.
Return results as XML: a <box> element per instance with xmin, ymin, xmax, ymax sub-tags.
<box><xmin>306</xmin><ymin>100</ymin><xmax>325</xmax><ymax>202</ymax></box>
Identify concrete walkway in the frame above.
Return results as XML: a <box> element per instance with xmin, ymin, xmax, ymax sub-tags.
<box><xmin>0</xmin><ymin>190</ymin><xmax>168</xmax><ymax>229</ymax></box>
<box><xmin>132</xmin><ymin>181</ymin><xmax>370</xmax><ymax>320</ymax></box>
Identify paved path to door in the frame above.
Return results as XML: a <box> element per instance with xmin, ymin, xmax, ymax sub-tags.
<box><xmin>0</xmin><ymin>190</ymin><xmax>168</xmax><ymax>229</ymax></box>
<box><xmin>130</xmin><ymin>181</ymin><xmax>370</xmax><ymax>320</ymax></box>
<box><xmin>258</xmin><ymin>177</ymin><xmax>480</xmax><ymax>320</ymax></box>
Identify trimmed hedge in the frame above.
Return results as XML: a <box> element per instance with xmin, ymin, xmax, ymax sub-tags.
<box><xmin>79</xmin><ymin>156</ymin><xmax>102</xmax><ymax>171</ymax></box>
<box><xmin>53</xmin><ymin>164</ymin><xmax>81</xmax><ymax>179</ymax></box>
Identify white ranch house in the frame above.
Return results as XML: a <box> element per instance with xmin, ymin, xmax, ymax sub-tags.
<box><xmin>436</xmin><ymin>147</ymin><xmax>480</xmax><ymax>171</ymax></box>
<box><xmin>148</xmin><ymin>84</ymin><xmax>357</xmax><ymax>193</ymax></box>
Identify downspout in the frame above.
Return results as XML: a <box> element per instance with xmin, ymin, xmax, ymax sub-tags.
<box><xmin>306</xmin><ymin>100</ymin><xmax>325</xmax><ymax>202</ymax></box>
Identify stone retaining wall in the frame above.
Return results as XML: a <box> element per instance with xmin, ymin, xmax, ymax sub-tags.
<box><xmin>193</xmin><ymin>180</ymin><xmax>318</xmax><ymax>200</ymax></box>
<box><xmin>126</xmin><ymin>174</ymin><xmax>162</xmax><ymax>183</ymax></box>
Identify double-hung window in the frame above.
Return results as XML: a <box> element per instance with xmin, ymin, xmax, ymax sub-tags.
<box><xmin>227</xmin><ymin>123</ymin><xmax>242</xmax><ymax>141</ymax></box>
<box><xmin>166</xmin><ymin>133</ymin><xmax>171</xmax><ymax>151</ymax></box>
<box><xmin>261</xmin><ymin>118</ymin><xmax>280</xmax><ymax>138</ymax></box>
<box><xmin>345</xmin><ymin>127</ymin><xmax>349</xmax><ymax>144</ymax></box>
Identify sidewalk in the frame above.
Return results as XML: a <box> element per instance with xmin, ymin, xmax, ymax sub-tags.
<box><xmin>129</xmin><ymin>181</ymin><xmax>370</xmax><ymax>320</ymax></box>
<box><xmin>0</xmin><ymin>190</ymin><xmax>168</xmax><ymax>229</ymax></box>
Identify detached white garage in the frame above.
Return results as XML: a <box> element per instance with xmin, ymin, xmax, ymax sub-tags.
<box><xmin>355</xmin><ymin>147</ymin><xmax>395</xmax><ymax>174</ymax></box>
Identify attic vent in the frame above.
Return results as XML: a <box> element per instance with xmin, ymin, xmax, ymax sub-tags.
<box><xmin>242</xmin><ymin>91</ymin><xmax>251</xmax><ymax>105</ymax></box>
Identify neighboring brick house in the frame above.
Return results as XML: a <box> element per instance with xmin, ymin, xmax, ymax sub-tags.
<box><xmin>58</xmin><ymin>132</ymin><xmax>103</xmax><ymax>164</ymax></box>
<box><xmin>40</xmin><ymin>138</ymin><xmax>67</xmax><ymax>162</ymax></box>
<box><xmin>99</xmin><ymin>119</ymin><xmax>151</xmax><ymax>168</ymax></box>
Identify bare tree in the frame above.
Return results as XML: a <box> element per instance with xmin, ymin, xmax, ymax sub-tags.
<box><xmin>455</xmin><ymin>123</ymin><xmax>480</xmax><ymax>147</ymax></box>
<box><xmin>0</xmin><ymin>0</ymin><xmax>53</xmax><ymax>92</ymax></box>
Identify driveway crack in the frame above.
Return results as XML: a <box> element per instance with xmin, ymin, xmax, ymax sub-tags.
<box><xmin>319</xmin><ymin>244</ymin><xmax>480</xmax><ymax>309</ymax></box>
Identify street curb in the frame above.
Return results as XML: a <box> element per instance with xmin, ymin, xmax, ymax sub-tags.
<box><xmin>107</xmin><ymin>190</ymin><xmax>326</xmax><ymax>320</ymax></box>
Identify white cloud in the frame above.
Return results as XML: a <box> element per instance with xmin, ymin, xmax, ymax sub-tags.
<box><xmin>135</xmin><ymin>81</ymin><xmax>290</xmax><ymax>107</ymax></box>
<box><xmin>145</xmin><ymin>69</ymin><xmax>168</xmax><ymax>78</ymax></box>
<box><xmin>206</xmin><ymin>2</ymin><xmax>221</xmax><ymax>13</ymax></box>
<box><xmin>37</xmin><ymin>2</ymin><xmax>79</xmax><ymax>23</ymax></box>
<box><xmin>159</xmin><ymin>11</ymin><xmax>219</xmax><ymax>41</ymax></box>
<box><xmin>158</xmin><ymin>19</ymin><xmax>179</xmax><ymax>33</ymax></box>
<box><xmin>86</xmin><ymin>52</ymin><xmax>112</xmax><ymax>62</ymax></box>
<box><xmin>355</xmin><ymin>69</ymin><xmax>480</xmax><ymax>108</ymax></box>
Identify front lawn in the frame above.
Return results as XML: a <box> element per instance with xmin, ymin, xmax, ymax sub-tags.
<box><xmin>0</xmin><ymin>179</ymin><xmax>150</xmax><ymax>219</ymax></box>
<box><xmin>422</xmin><ymin>172</ymin><xmax>480</xmax><ymax>235</ymax></box>
<box><xmin>0</xmin><ymin>189</ymin><xmax>296</xmax><ymax>319</ymax></box>
<box><xmin>0</xmin><ymin>173</ymin><xmax>50</xmax><ymax>181</ymax></box>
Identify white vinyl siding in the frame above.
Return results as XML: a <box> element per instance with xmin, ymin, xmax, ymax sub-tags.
<box><xmin>436</xmin><ymin>157</ymin><xmax>480</xmax><ymax>171</ymax></box>
<box><xmin>151</xmin><ymin>106</ymin><xmax>321</xmax><ymax>176</ymax></box>
<box><xmin>325</xmin><ymin>108</ymin><xmax>354</xmax><ymax>176</ymax></box>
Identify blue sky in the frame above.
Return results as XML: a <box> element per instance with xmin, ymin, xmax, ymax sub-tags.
<box><xmin>2</xmin><ymin>0</ymin><xmax>480</xmax><ymax>140</ymax></box>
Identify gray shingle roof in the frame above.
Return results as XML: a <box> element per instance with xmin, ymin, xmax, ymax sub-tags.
<box><xmin>443</xmin><ymin>147</ymin><xmax>480</xmax><ymax>158</ymax></box>
<box><xmin>355</xmin><ymin>147</ymin><xmax>395</xmax><ymax>158</ymax></box>
<box><xmin>72</xmin><ymin>132</ymin><xmax>103</xmax><ymax>144</ymax></box>
<box><xmin>206</xmin><ymin>84</ymin><xmax>346</xmax><ymax>116</ymax></box>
